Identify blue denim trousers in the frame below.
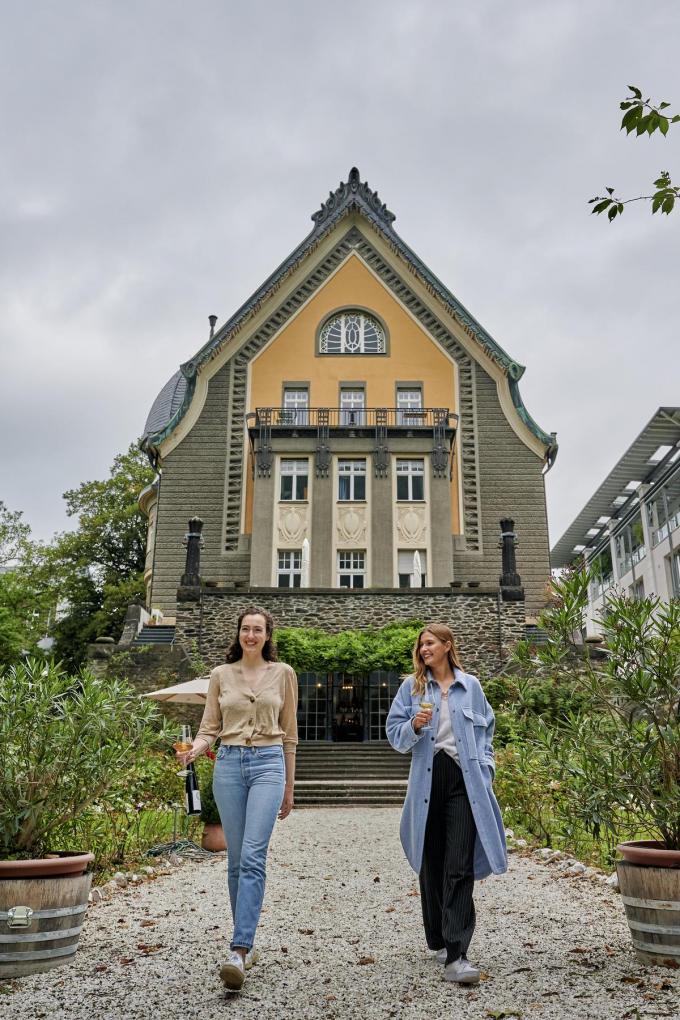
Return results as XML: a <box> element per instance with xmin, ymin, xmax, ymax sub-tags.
<box><xmin>212</xmin><ymin>745</ymin><xmax>285</xmax><ymax>950</ymax></box>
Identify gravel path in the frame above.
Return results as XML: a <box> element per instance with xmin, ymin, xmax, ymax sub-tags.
<box><xmin>6</xmin><ymin>809</ymin><xmax>678</xmax><ymax>1019</ymax></box>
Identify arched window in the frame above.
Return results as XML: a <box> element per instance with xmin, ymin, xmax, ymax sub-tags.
<box><xmin>319</xmin><ymin>311</ymin><xmax>386</xmax><ymax>355</ymax></box>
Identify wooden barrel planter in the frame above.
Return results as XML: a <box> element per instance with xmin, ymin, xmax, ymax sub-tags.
<box><xmin>0</xmin><ymin>854</ymin><xmax>93</xmax><ymax>978</ymax></box>
<box><xmin>617</xmin><ymin>860</ymin><xmax>680</xmax><ymax>967</ymax></box>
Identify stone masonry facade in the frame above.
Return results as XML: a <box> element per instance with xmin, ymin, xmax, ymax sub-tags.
<box><xmin>175</xmin><ymin>586</ymin><xmax>526</xmax><ymax>680</ymax></box>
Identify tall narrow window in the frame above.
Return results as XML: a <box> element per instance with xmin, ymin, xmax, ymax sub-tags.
<box><xmin>340</xmin><ymin>388</ymin><xmax>365</xmax><ymax>426</ymax></box>
<box><xmin>397</xmin><ymin>549</ymin><xmax>428</xmax><ymax>588</ymax></box>
<box><xmin>282</xmin><ymin>387</ymin><xmax>309</xmax><ymax>425</ymax></box>
<box><xmin>396</xmin><ymin>387</ymin><xmax>423</xmax><ymax>425</ymax></box>
<box><xmin>277</xmin><ymin>549</ymin><xmax>302</xmax><ymax>588</ymax></box>
<box><xmin>337</xmin><ymin>550</ymin><xmax>365</xmax><ymax>588</ymax></box>
<box><xmin>280</xmin><ymin>459</ymin><xmax>309</xmax><ymax>501</ymax></box>
<box><xmin>338</xmin><ymin>459</ymin><xmax>366</xmax><ymax>501</ymax></box>
<box><xmin>396</xmin><ymin>459</ymin><xmax>425</xmax><ymax>501</ymax></box>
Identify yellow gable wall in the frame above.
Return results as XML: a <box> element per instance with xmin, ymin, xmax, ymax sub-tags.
<box><xmin>245</xmin><ymin>254</ymin><xmax>460</xmax><ymax>535</ymax></box>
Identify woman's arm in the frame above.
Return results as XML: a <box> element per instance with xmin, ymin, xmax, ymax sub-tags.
<box><xmin>279</xmin><ymin>666</ymin><xmax>298</xmax><ymax>819</ymax></box>
<box><xmin>178</xmin><ymin>669</ymin><xmax>222</xmax><ymax>764</ymax></box>
<box><xmin>386</xmin><ymin>680</ymin><xmax>421</xmax><ymax>753</ymax></box>
<box><xmin>279</xmin><ymin>751</ymin><xmax>295</xmax><ymax>819</ymax></box>
<box><xmin>482</xmin><ymin>695</ymin><xmax>496</xmax><ymax>774</ymax></box>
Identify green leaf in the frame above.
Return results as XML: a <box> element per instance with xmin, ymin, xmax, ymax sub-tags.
<box><xmin>628</xmin><ymin>85</ymin><xmax>642</xmax><ymax>99</ymax></box>
<box><xmin>659</xmin><ymin>117</ymin><xmax>669</xmax><ymax>136</ymax></box>
<box><xmin>622</xmin><ymin>106</ymin><xmax>641</xmax><ymax>133</ymax></box>
<box><xmin>606</xmin><ymin>187</ymin><xmax>614</xmax><ymax>195</ymax></box>
<box><xmin>591</xmin><ymin>199</ymin><xmax>611</xmax><ymax>215</ymax></box>
<box><xmin>607</xmin><ymin>205</ymin><xmax>619</xmax><ymax>221</ymax></box>
<box><xmin>662</xmin><ymin>194</ymin><xmax>675</xmax><ymax>215</ymax></box>
<box><xmin>659</xmin><ymin>102</ymin><xmax>671</xmax><ymax>109</ymax></box>
<box><xmin>672</xmin><ymin>114</ymin><xmax>680</xmax><ymax>123</ymax></box>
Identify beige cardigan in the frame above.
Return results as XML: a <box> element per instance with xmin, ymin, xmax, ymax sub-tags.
<box><xmin>195</xmin><ymin>661</ymin><xmax>298</xmax><ymax>755</ymax></box>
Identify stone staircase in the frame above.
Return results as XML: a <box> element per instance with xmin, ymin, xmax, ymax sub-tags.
<box><xmin>132</xmin><ymin>625</ymin><xmax>176</xmax><ymax>647</ymax></box>
<box><xmin>294</xmin><ymin>742</ymin><xmax>409</xmax><ymax>807</ymax></box>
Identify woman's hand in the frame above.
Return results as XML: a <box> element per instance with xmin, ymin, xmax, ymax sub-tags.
<box><xmin>175</xmin><ymin>739</ymin><xmax>207</xmax><ymax>766</ymax></box>
<box><xmin>278</xmin><ymin>786</ymin><xmax>294</xmax><ymax>820</ymax></box>
<box><xmin>412</xmin><ymin>708</ymin><xmax>433</xmax><ymax>733</ymax></box>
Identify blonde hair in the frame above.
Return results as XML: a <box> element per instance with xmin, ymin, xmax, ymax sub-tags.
<box><xmin>411</xmin><ymin>623</ymin><xmax>463</xmax><ymax>697</ymax></box>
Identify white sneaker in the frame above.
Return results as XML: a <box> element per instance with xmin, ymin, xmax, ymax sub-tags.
<box><xmin>245</xmin><ymin>947</ymin><xmax>259</xmax><ymax>970</ymax></box>
<box><xmin>443</xmin><ymin>956</ymin><xmax>480</xmax><ymax>985</ymax></box>
<box><xmin>219</xmin><ymin>950</ymin><xmax>245</xmax><ymax>990</ymax></box>
<box><xmin>433</xmin><ymin>948</ymin><xmax>447</xmax><ymax>964</ymax></box>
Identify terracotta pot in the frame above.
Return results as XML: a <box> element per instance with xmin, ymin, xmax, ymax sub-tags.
<box><xmin>201</xmin><ymin>824</ymin><xmax>227</xmax><ymax>853</ymax></box>
<box><xmin>617</xmin><ymin>841</ymin><xmax>680</xmax><ymax>868</ymax></box>
<box><xmin>0</xmin><ymin>852</ymin><xmax>94</xmax><ymax>880</ymax></box>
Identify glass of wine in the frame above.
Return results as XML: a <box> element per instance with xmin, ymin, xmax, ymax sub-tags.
<box><xmin>173</xmin><ymin>725</ymin><xmax>193</xmax><ymax>777</ymax></box>
<box><xmin>419</xmin><ymin>700</ymin><xmax>434</xmax><ymax>732</ymax></box>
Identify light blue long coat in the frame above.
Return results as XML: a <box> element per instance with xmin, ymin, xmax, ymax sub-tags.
<box><xmin>386</xmin><ymin>668</ymin><xmax>508</xmax><ymax>879</ymax></box>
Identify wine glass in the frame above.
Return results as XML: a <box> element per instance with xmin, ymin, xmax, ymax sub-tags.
<box><xmin>419</xmin><ymin>700</ymin><xmax>434</xmax><ymax>732</ymax></box>
<box><xmin>173</xmin><ymin>725</ymin><xmax>192</xmax><ymax>777</ymax></box>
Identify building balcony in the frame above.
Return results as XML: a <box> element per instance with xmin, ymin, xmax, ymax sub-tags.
<box><xmin>246</xmin><ymin>406</ymin><xmax>458</xmax><ymax>480</ymax></box>
<box><xmin>247</xmin><ymin>406</ymin><xmax>457</xmax><ymax>432</ymax></box>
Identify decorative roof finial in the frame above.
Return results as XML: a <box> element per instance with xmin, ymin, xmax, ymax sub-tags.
<box><xmin>311</xmin><ymin>168</ymin><xmax>396</xmax><ymax>229</ymax></box>
<box><xmin>208</xmin><ymin>314</ymin><xmax>217</xmax><ymax>339</ymax></box>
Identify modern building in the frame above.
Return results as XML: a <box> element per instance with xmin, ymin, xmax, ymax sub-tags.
<box><xmin>140</xmin><ymin>168</ymin><xmax>557</xmax><ymax>624</ymax></box>
<box><xmin>551</xmin><ymin>407</ymin><xmax>680</xmax><ymax>634</ymax></box>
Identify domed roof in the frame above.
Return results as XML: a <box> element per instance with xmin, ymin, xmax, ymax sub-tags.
<box><xmin>143</xmin><ymin>369</ymin><xmax>188</xmax><ymax>441</ymax></box>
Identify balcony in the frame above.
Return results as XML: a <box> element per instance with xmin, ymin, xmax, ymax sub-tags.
<box><xmin>247</xmin><ymin>406</ymin><xmax>458</xmax><ymax>480</ymax></box>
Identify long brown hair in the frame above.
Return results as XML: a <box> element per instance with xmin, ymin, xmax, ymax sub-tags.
<box><xmin>225</xmin><ymin>605</ymin><xmax>279</xmax><ymax>663</ymax></box>
<box><xmin>411</xmin><ymin>623</ymin><xmax>463</xmax><ymax>696</ymax></box>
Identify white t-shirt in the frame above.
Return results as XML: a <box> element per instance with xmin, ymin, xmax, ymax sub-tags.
<box><xmin>434</xmin><ymin>689</ymin><xmax>459</xmax><ymax>763</ymax></box>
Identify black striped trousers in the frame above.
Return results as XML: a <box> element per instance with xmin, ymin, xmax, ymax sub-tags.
<box><xmin>419</xmin><ymin>751</ymin><xmax>477</xmax><ymax>964</ymax></box>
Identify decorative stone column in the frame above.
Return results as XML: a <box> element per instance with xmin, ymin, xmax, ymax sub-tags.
<box><xmin>181</xmin><ymin>517</ymin><xmax>204</xmax><ymax>587</ymax></box>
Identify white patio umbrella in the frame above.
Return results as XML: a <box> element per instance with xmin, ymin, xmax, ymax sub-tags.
<box><xmin>143</xmin><ymin>675</ymin><xmax>211</xmax><ymax>704</ymax></box>
<box><xmin>411</xmin><ymin>549</ymin><xmax>422</xmax><ymax>588</ymax></box>
<box><xmin>301</xmin><ymin>536</ymin><xmax>311</xmax><ymax>588</ymax></box>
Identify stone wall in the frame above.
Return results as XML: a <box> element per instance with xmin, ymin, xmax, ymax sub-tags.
<box><xmin>86</xmin><ymin>641</ymin><xmax>204</xmax><ymax>730</ymax></box>
<box><xmin>175</xmin><ymin>585</ymin><xmax>526</xmax><ymax>680</ymax></box>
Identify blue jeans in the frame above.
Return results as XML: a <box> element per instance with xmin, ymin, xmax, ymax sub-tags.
<box><xmin>212</xmin><ymin>745</ymin><xmax>285</xmax><ymax>950</ymax></box>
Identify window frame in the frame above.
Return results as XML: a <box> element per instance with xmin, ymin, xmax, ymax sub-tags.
<box><xmin>396</xmin><ymin>384</ymin><xmax>424</xmax><ymax>425</ymax></box>
<box><xmin>317</xmin><ymin>308</ymin><xmax>389</xmax><ymax>356</ymax></box>
<box><xmin>396</xmin><ymin>458</ymin><xmax>426</xmax><ymax>501</ymax></box>
<box><xmin>337</xmin><ymin>458</ymin><xmax>367</xmax><ymax>502</ymax></box>
<box><xmin>281</xmin><ymin>385</ymin><xmax>309</xmax><ymax>426</ymax></box>
<box><xmin>277</xmin><ymin>549</ymin><xmax>302</xmax><ymax>588</ymax></box>
<box><xmin>279</xmin><ymin>458</ymin><xmax>309</xmax><ymax>501</ymax></box>
<box><xmin>337</xmin><ymin>550</ymin><xmax>366</xmax><ymax>589</ymax></box>
<box><xmin>339</xmin><ymin>385</ymin><xmax>366</xmax><ymax>426</ymax></box>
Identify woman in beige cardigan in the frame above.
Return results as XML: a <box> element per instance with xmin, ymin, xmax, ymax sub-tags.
<box><xmin>176</xmin><ymin>605</ymin><xmax>298</xmax><ymax>991</ymax></box>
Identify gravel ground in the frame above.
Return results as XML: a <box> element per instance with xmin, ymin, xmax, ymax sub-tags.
<box><xmin>5</xmin><ymin>808</ymin><xmax>678</xmax><ymax>1020</ymax></box>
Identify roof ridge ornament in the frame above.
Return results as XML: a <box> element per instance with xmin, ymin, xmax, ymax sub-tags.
<box><xmin>311</xmin><ymin>167</ymin><xmax>396</xmax><ymax>229</ymax></box>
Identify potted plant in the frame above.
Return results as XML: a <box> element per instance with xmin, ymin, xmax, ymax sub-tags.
<box><xmin>0</xmin><ymin>658</ymin><xmax>160</xmax><ymax>977</ymax></box>
<box><xmin>511</xmin><ymin>573</ymin><xmax>680</xmax><ymax>967</ymax></box>
<box><xmin>199</xmin><ymin>754</ymin><xmax>226</xmax><ymax>852</ymax></box>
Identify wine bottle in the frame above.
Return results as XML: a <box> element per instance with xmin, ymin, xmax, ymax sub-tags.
<box><xmin>184</xmin><ymin>761</ymin><xmax>202</xmax><ymax>816</ymax></box>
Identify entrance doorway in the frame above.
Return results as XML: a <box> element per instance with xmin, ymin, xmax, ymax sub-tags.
<box><xmin>296</xmin><ymin>671</ymin><xmax>401</xmax><ymax>742</ymax></box>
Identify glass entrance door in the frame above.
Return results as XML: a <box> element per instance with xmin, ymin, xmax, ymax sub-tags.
<box><xmin>332</xmin><ymin>674</ymin><xmax>364</xmax><ymax>741</ymax></box>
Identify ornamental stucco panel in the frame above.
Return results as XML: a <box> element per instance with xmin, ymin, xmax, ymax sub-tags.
<box><xmin>336</xmin><ymin>505</ymin><xmax>368</xmax><ymax>547</ymax></box>
<box><xmin>277</xmin><ymin>504</ymin><xmax>310</xmax><ymax>546</ymax></box>
<box><xmin>396</xmin><ymin>505</ymin><xmax>428</xmax><ymax>545</ymax></box>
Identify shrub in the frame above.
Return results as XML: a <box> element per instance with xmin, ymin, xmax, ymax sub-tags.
<box><xmin>0</xmin><ymin>658</ymin><xmax>163</xmax><ymax>860</ymax></box>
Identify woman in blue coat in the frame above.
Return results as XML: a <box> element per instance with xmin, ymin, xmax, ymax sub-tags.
<box><xmin>386</xmin><ymin>623</ymin><xmax>507</xmax><ymax>985</ymax></box>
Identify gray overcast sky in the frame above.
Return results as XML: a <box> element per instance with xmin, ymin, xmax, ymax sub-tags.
<box><xmin>1</xmin><ymin>0</ymin><xmax>679</xmax><ymax>556</ymax></box>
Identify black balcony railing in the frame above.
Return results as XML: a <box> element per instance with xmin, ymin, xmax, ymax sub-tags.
<box><xmin>247</xmin><ymin>407</ymin><xmax>458</xmax><ymax>482</ymax></box>
<box><xmin>246</xmin><ymin>407</ymin><xmax>457</xmax><ymax>430</ymax></box>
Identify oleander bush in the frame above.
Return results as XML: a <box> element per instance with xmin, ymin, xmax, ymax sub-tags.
<box><xmin>0</xmin><ymin>658</ymin><xmax>166</xmax><ymax>861</ymax></box>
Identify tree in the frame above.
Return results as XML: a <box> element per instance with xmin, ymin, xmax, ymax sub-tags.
<box><xmin>0</xmin><ymin>501</ymin><xmax>31</xmax><ymax>566</ymax></box>
<box><xmin>590</xmin><ymin>86</ymin><xmax>679</xmax><ymax>221</ymax></box>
